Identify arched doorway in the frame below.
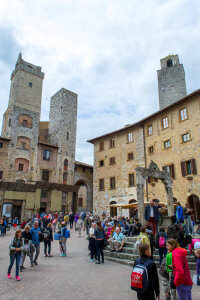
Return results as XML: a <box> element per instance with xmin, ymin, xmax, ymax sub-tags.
<box><xmin>129</xmin><ymin>199</ymin><xmax>137</xmax><ymax>219</ymax></box>
<box><xmin>74</xmin><ymin>180</ymin><xmax>91</xmax><ymax>213</ymax></box>
<box><xmin>187</xmin><ymin>194</ymin><xmax>200</xmax><ymax>222</ymax></box>
<box><xmin>110</xmin><ymin>201</ymin><xmax>117</xmax><ymax>217</ymax></box>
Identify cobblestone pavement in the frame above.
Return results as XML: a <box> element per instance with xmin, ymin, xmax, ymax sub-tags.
<box><xmin>0</xmin><ymin>229</ymin><xmax>199</xmax><ymax>300</ymax></box>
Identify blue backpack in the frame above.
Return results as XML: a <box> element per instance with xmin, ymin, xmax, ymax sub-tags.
<box><xmin>131</xmin><ymin>258</ymin><xmax>153</xmax><ymax>293</ymax></box>
<box><xmin>63</xmin><ymin>228</ymin><xmax>70</xmax><ymax>239</ymax></box>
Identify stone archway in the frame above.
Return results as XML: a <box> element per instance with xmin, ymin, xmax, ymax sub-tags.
<box><xmin>74</xmin><ymin>180</ymin><xmax>92</xmax><ymax>213</ymax></box>
<box><xmin>188</xmin><ymin>194</ymin><xmax>200</xmax><ymax>222</ymax></box>
<box><xmin>136</xmin><ymin>161</ymin><xmax>174</xmax><ymax>224</ymax></box>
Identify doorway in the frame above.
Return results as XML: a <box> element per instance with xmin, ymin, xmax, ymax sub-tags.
<box><xmin>110</xmin><ymin>201</ymin><xmax>117</xmax><ymax>217</ymax></box>
<box><xmin>188</xmin><ymin>194</ymin><xmax>200</xmax><ymax>222</ymax></box>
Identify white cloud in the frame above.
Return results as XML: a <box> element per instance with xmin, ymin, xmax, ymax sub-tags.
<box><xmin>0</xmin><ymin>0</ymin><xmax>200</xmax><ymax>164</ymax></box>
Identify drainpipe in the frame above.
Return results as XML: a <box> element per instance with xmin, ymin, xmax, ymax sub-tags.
<box><xmin>142</xmin><ymin>124</ymin><xmax>148</xmax><ymax>202</ymax></box>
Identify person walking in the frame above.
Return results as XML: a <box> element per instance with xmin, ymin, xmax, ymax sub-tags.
<box><xmin>76</xmin><ymin>215</ymin><xmax>84</xmax><ymax>237</ymax></box>
<box><xmin>43</xmin><ymin>223</ymin><xmax>53</xmax><ymax>257</ymax></box>
<box><xmin>60</xmin><ymin>222</ymin><xmax>67</xmax><ymax>257</ymax></box>
<box><xmin>166</xmin><ymin>238</ymin><xmax>193</xmax><ymax>300</ymax></box>
<box><xmin>20</xmin><ymin>225</ymin><xmax>34</xmax><ymax>271</ymax></box>
<box><xmin>89</xmin><ymin>222</ymin><xmax>97</xmax><ymax>261</ymax></box>
<box><xmin>184</xmin><ymin>203</ymin><xmax>194</xmax><ymax>234</ymax></box>
<box><xmin>7</xmin><ymin>229</ymin><xmax>24</xmax><ymax>281</ymax></box>
<box><xmin>30</xmin><ymin>221</ymin><xmax>41</xmax><ymax>265</ymax></box>
<box><xmin>94</xmin><ymin>221</ymin><xmax>105</xmax><ymax>264</ymax></box>
<box><xmin>69</xmin><ymin>212</ymin><xmax>74</xmax><ymax>229</ymax></box>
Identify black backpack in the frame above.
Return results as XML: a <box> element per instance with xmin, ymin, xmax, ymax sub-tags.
<box><xmin>43</xmin><ymin>228</ymin><xmax>50</xmax><ymax>241</ymax></box>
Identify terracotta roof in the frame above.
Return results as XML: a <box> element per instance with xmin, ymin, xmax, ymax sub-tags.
<box><xmin>87</xmin><ymin>89</ymin><xmax>200</xmax><ymax>143</ymax></box>
<box><xmin>38</xmin><ymin>141</ymin><xmax>59</xmax><ymax>148</ymax></box>
<box><xmin>75</xmin><ymin>161</ymin><xmax>93</xmax><ymax>169</ymax></box>
<box><xmin>0</xmin><ymin>136</ymin><xmax>11</xmax><ymax>141</ymax></box>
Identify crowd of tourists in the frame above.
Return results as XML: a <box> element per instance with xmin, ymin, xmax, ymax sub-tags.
<box><xmin>3</xmin><ymin>199</ymin><xmax>200</xmax><ymax>300</ymax></box>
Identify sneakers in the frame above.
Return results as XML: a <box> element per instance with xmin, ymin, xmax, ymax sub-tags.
<box><xmin>7</xmin><ymin>274</ymin><xmax>11</xmax><ymax>279</ymax></box>
<box><xmin>15</xmin><ymin>276</ymin><xmax>21</xmax><ymax>281</ymax></box>
<box><xmin>20</xmin><ymin>267</ymin><xmax>23</xmax><ymax>272</ymax></box>
<box><xmin>60</xmin><ymin>254</ymin><xmax>66</xmax><ymax>257</ymax></box>
<box><xmin>95</xmin><ymin>261</ymin><xmax>100</xmax><ymax>264</ymax></box>
<box><xmin>30</xmin><ymin>263</ymin><xmax>34</xmax><ymax>267</ymax></box>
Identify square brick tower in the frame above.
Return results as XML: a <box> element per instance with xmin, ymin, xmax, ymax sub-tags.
<box><xmin>1</xmin><ymin>53</ymin><xmax>44</xmax><ymax>182</ymax></box>
<box><xmin>157</xmin><ymin>54</ymin><xmax>187</xmax><ymax>110</ymax></box>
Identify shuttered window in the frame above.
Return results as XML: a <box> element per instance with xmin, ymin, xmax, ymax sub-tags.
<box><xmin>162</xmin><ymin>164</ymin><xmax>175</xmax><ymax>179</ymax></box>
<box><xmin>181</xmin><ymin>159</ymin><xmax>197</xmax><ymax>177</ymax></box>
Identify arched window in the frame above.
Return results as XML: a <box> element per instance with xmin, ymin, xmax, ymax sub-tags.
<box><xmin>17</xmin><ymin>137</ymin><xmax>31</xmax><ymax>150</ymax></box>
<box><xmin>167</xmin><ymin>59</ymin><xmax>173</xmax><ymax>67</ymax></box>
<box><xmin>64</xmin><ymin>159</ymin><xmax>68</xmax><ymax>170</ymax></box>
<box><xmin>14</xmin><ymin>158</ymin><xmax>29</xmax><ymax>172</ymax></box>
<box><xmin>18</xmin><ymin>114</ymin><xmax>33</xmax><ymax>128</ymax></box>
<box><xmin>129</xmin><ymin>199</ymin><xmax>137</xmax><ymax>204</ymax></box>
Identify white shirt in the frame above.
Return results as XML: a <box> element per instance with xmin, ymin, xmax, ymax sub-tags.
<box><xmin>150</xmin><ymin>206</ymin><xmax>154</xmax><ymax>217</ymax></box>
<box><xmin>89</xmin><ymin>227</ymin><xmax>95</xmax><ymax>238</ymax></box>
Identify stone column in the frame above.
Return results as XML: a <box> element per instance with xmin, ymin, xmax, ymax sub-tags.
<box><xmin>136</xmin><ymin>169</ymin><xmax>146</xmax><ymax>225</ymax></box>
<box><xmin>164</xmin><ymin>179</ymin><xmax>174</xmax><ymax>216</ymax></box>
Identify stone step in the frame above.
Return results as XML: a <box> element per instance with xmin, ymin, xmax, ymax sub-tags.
<box><xmin>104</xmin><ymin>250</ymin><xmax>196</xmax><ymax>262</ymax></box>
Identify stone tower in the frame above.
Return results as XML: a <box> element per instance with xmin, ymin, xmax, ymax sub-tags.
<box><xmin>157</xmin><ymin>54</ymin><xmax>187</xmax><ymax>110</ymax></box>
<box><xmin>1</xmin><ymin>53</ymin><xmax>44</xmax><ymax>182</ymax></box>
<box><xmin>49</xmin><ymin>88</ymin><xmax>77</xmax><ymax>186</ymax></box>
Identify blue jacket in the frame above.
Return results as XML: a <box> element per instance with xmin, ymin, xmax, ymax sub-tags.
<box><xmin>175</xmin><ymin>206</ymin><xmax>184</xmax><ymax>222</ymax></box>
<box><xmin>144</xmin><ymin>205</ymin><xmax>159</xmax><ymax>222</ymax></box>
<box><xmin>30</xmin><ymin>227</ymin><xmax>41</xmax><ymax>245</ymax></box>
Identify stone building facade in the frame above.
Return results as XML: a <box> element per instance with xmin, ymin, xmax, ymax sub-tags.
<box><xmin>0</xmin><ymin>54</ymin><xmax>93</xmax><ymax>220</ymax></box>
<box><xmin>88</xmin><ymin>55</ymin><xmax>200</xmax><ymax>221</ymax></box>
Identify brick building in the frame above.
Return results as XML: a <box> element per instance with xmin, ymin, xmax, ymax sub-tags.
<box><xmin>0</xmin><ymin>54</ymin><xmax>93</xmax><ymax>220</ymax></box>
<box><xmin>88</xmin><ymin>54</ymin><xmax>200</xmax><ymax>221</ymax></box>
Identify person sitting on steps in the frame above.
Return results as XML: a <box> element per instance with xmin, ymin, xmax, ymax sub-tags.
<box><xmin>109</xmin><ymin>227</ymin><xmax>125</xmax><ymax>252</ymax></box>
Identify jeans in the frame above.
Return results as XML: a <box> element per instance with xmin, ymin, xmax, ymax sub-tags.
<box><xmin>176</xmin><ymin>284</ymin><xmax>192</xmax><ymax>300</ymax></box>
<box><xmin>89</xmin><ymin>237</ymin><xmax>96</xmax><ymax>259</ymax></box>
<box><xmin>61</xmin><ymin>237</ymin><xmax>67</xmax><ymax>255</ymax></box>
<box><xmin>159</xmin><ymin>247</ymin><xmax>167</xmax><ymax>265</ymax></box>
<box><xmin>44</xmin><ymin>241</ymin><xmax>51</xmax><ymax>255</ymax></box>
<box><xmin>8</xmin><ymin>252</ymin><xmax>21</xmax><ymax>276</ymax></box>
<box><xmin>86</xmin><ymin>224</ymin><xmax>90</xmax><ymax>235</ymax></box>
<box><xmin>33</xmin><ymin>243</ymin><xmax>40</xmax><ymax>262</ymax></box>
<box><xmin>185</xmin><ymin>216</ymin><xmax>194</xmax><ymax>234</ymax></box>
<box><xmin>1</xmin><ymin>225</ymin><xmax>5</xmax><ymax>235</ymax></box>
<box><xmin>95</xmin><ymin>239</ymin><xmax>104</xmax><ymax>263</ymax></box>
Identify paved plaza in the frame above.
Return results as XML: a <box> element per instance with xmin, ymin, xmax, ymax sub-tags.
<box><xmin>0</xmin><ymin>229</ymin><xmax>199</xmax><ymax>300</ymax></box>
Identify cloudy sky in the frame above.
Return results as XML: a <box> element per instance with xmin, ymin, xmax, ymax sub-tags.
<box><xmin>0</xmin><ymin>0</ymin><xmax>200</xmax><ymax>164</ymax></box>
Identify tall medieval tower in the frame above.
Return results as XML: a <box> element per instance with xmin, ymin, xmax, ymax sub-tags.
<box><xmin>1</xmin><ymin>53</ymin><xmax>44</xmax><ymax>182</ymax></box>
<box><xmin>157</xmin><ymin>54</ymin><xmax>187</xmax><ymax>110</ymax></box>
<box><xmin>49</xmin><ymin>88</ymin><xmax>77</xmax><ymax>186</ymax></box>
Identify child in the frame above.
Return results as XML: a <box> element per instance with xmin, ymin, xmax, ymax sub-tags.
<box><xmin>136</xmin><ymin>226</ymin><xmax>150</xmax><ymax>246</ymax></box>
<box><xmin>156</xmin><ymin>227</ymin><xmax>168</xmax><ymax>265</ymax></box>
<box><xmin>194</xmin><ymin>249</ymin><xmax>200</xmax><ymax>286</ymax></box>
<box><xmin>159</xmin><ymin>257</ymin><xmax>170</xmax><ymax>300</ymax></box>
<box><xmin>131</xmin><ymin>243</ymin><xmax>160</xmax><ymax>300</ymax></box>
<box><xmin>166</xmin><ymin>251</ymin><xmax>177</xmax><ymax>300</ymax></box>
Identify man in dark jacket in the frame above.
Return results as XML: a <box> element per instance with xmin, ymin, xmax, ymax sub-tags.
<box><xmin>69</xmin><ymin>213</ymin><xmax>74</xmax><ymax>229</ymax></box>
<box><xmin>144</xmin><ymin>201</ymin><xmax>159</xmax><ymax>236</ymax></box>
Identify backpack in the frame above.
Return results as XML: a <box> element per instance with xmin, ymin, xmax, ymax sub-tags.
<box><xmin>43</xmin><ymin>229</ymin><xmax>50</xmax><ymax>241</ymax></box>
<box><xmin>63</xmin><ymin>228</ymin><xmax>70</xmax><ymax>239</ymax></box>
<box><xmin>159</xmin><ymin>236</ymin><xmax>166</xmax><ymax>248</ymax></box>
<box><xmin>131</xmin><ymin>258</ymin><xmax>153</xmax><ymax>293</ymax></box>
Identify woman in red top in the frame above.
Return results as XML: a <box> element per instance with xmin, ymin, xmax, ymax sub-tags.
<box><xmin>166</xmin><ymin>239</ymin><xmax>193</xmax><ymax>300</ymax></box>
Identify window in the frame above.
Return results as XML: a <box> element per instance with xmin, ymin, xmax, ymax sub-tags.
<box><xmin>22</xmin><ymin>119</ymin><xmax>28</xmax><ymax>127</ymax></box>
<box><xmin>9</xmin><ymin>119</ymin><xmax>11</xmax><ymax>127</ymax></box>
<box><xmin>0</xmin><ymin>171</ymin><xmax>3</xmax><ymax>180</ymax></box>
<box><xmin>99</xmin><ymin>179</ymin><xmax>104</xmax><ymax>191</ymax></box>
<box><xmin>167</xmin><ymin>59</ymin><xmax>173</xmax><ymax>67</ymax></box>
<box><xmin>181</xmin><ymin>159</ymin><xmax>197</xmax><ymax>177</ymax></box>
<box><xmin>110</xmin><ymin>138</ymin><xmax>115</xmax><ymax>148</ymax></box>
<box><xmin>128</xmin><ymin>152</ymin><xmax>134</xmax><ymax>160</ymax></box>
<box><xmin>164</xmin><ymin>140</ymin><xmax>171</xmax><ymax>149</ymax></box>
<box><xmin>41</xmin><ymin>190</ymin><xmax>48</xmax><ymax>198</ymax></box>
<box><xmin>42</xmin><ymin>170</ymin><xmax>50</xmax><ymax>182</ymax></box>
<box><xmin>99</xmin><ymin>142</ymin><xmax>104</xmax><ymax>151</ymax></box>
<box><xmin>127</xmin><ymin>132</ymin><xmax>133</xmax><ymax>143</ymax></box>
<box><xmin>110</xmin><ymin>177</ymin><xmax>116</xmax><ymax>189</ymax></box>
<box><xmin>162</xmin><ymin>164</ymin><xmax>175</xmax><ymax>179</ymax></box>
<box><xmin>20</xmin><ymin>142</ymin><xmax>26</xmax><ymax>150</ymax></box>
<box><xmin>162</xmin><ymin>117</ymin><xmax>168</xmax><ymax>129</ymax></box>
<box><xmin>182</xmin><ymin>133</ymin><xmax>190</xmax><ymax>143</ymax></box>
<box><xmin>43</xmin><ymin>150</ymin><xmax>51</xmax><ymax>161</ymax></box>
<box><xmin>78</xmin><ymin>198</ymin><xmax>83</xmax><ymax>207</ymax></box>
<box><xmin>129</xmin><ymin>174</ymin><xmax>135</xmax><ymax>187</ymax></box>
<box><xmin>110</xmin><ymin>157</ymin><xmax>116</xmax><ymax>165</ymax></box>
<box><xmin>180</xmin><ymin>108</ymin><xmax>188</xmax><ymax>121</ymax></box>
<box><xmin>63</xmin><ymin>172</ymin><xmax>68</xmax><ymax>184</ymax></box>
<box><xmin>99</xmin><ymin>160</ymin><xmax>104</xmax><ymax>167</ymax></box>
<box><xmin>64</xmin><ymin>159</ymin><xmax>68</xmax><ymax>170</ymax></box>
<box><xmin>0</xmin><ymin>142</ymin><xmax>3</xmax><ymax>148</ymax></box>
<box><xmin>148</xmin><ymin>125</ymin><xmax>153</xmax><ymax>136</ymax></box>
<box><xmin>18</xmin><ymin>164</ymin><xmax>24</xmax><ymax>171</ymax></box>
<box><xmin>66</xmin><ymin>131</ymin><xmax>69</xmax><ymax>140</ymax></box>
<box><xmin>148</xmin><ymin>146</ymin><xmax>154</xmax><ymax>154</ymax></box>
<box><xmin>29</xmin><ymin>82</ymin><xmax>32</xmax><ymax>87</ymax></box>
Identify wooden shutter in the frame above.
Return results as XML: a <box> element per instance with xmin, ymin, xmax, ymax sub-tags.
<box><xmin>171</xmin><ymin>164</ymin><xmax>175</xmax><ymax>179</ymax></box>
<box><xmin>181</xmin><ymin>161</ymin><xmax>186</xmax><ymax>177</ymax></box>
<box><xmin>191</xmin><ymin>159</ymin><xmax>197</xmax><ymax>175</ymax></box>
<box><xmin>162</xmin><ymin>166</ymin><xmax>166</xmax><ymax>172</ymax></box>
